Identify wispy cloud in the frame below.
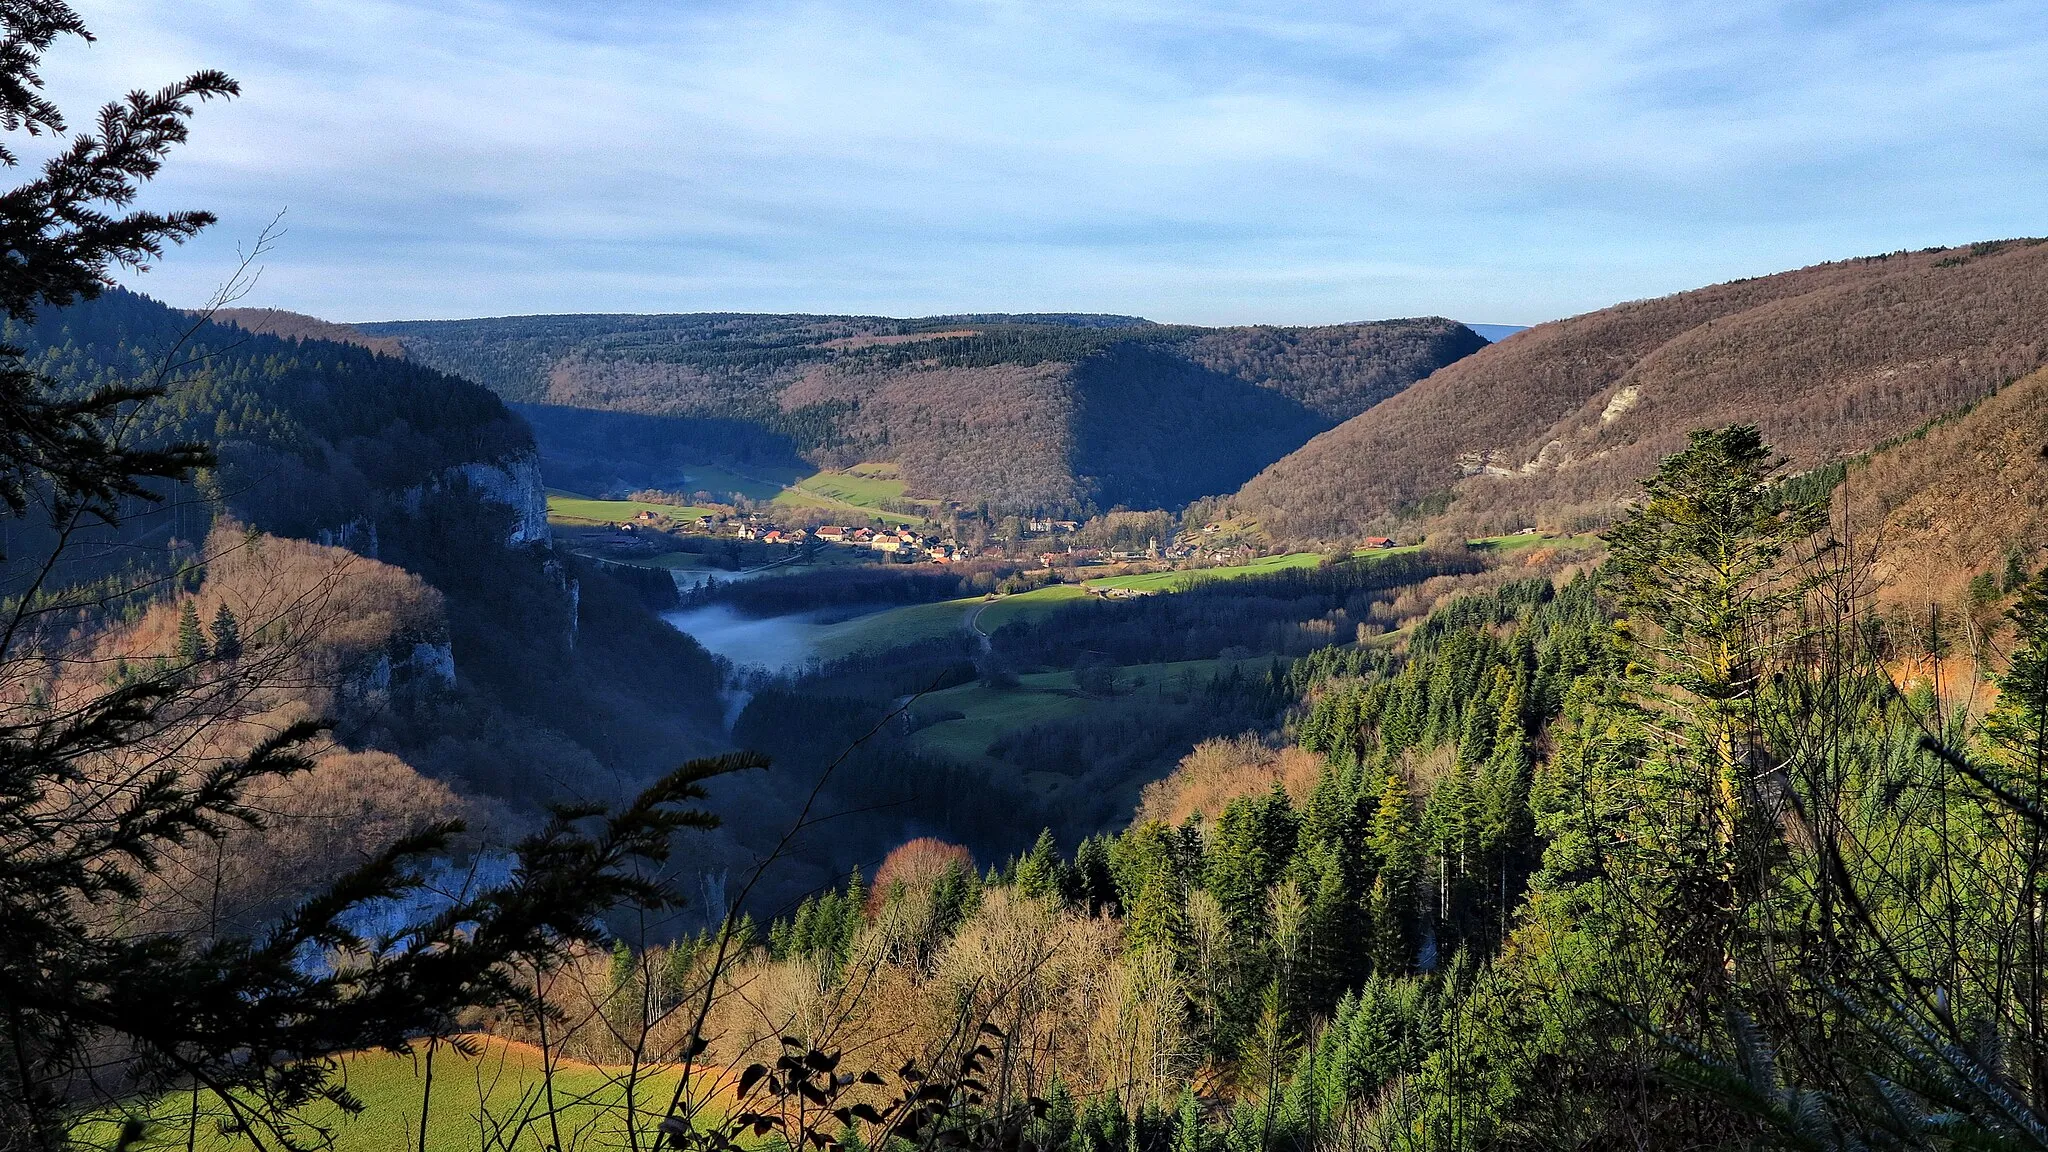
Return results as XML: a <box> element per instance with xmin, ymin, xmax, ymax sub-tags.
<box><xmin>45</xmin><ymin>0</ymin><xmax>2048</xmax><ymax>324</ymax></box>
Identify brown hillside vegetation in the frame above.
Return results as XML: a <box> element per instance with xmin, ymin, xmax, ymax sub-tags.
<box><xmin>361</xmin><ymin>313</ymin><xmax>1484</xmax><ymax>513</ymax></box>
<box><xmin>37</xmin><ymin>526</ymin><xmax>467</xmax><ymax>937</ymax></box>
<box><xmin>1235</xmin><ymin>239</ymin><xmax>2048</xmax><ymax>541</ymax></box>
<box><xmin>1136</xmin><ymin>734</ymin><xmax>1322</xmax><ymax>828</ymax></box>
<box><xmin>210</xmin><ymin>306</ymin><xmax>407</xmax><ymax>357</ymax></box>
<box><xmin>1844</xmin><ymin>365</ymin><xmax>2048</xmax><ymax>609</ymax></box>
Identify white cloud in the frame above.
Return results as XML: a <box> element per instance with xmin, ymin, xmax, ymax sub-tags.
<box><xmin>41</xmin><ymin>0</ymin><xmax>2048</xmax><ymax>325</ymax></box>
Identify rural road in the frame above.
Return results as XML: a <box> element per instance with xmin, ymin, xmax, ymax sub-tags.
<box><xmin>965</xmin><ymin>599</ymin><xmax>995</xmax><ymax>652</ymax></box>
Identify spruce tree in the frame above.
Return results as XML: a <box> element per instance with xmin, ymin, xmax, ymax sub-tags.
<box><xmin>1015</xmin><ymin>828</ymin><xmax>1067</xmax><ymax>903</ymax></box>
<box><xmin>1366</xmin><ymin>773</ymin><xmax>1420</xmax><ymax>976</ymax></box>
<box><xmin>175</xmin><ymin>600</ymin><xmax>207</xmax><ymax>663</ymax></box>
<box><xmin>1127</xmin><ymin>868</ymin><xmax>1193</xmax><ymax>965</ymax></box>
<box><xmin>209</xmin><ymin>601</ymin><xmax>240</xmax><ymax>660</ymax></box>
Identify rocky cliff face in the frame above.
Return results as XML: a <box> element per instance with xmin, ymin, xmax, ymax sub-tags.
<box><xmin>391</xmin><ymin>448</ymin><xmax>551</xmax><ymax>549</ymax></box>
<box><xmin>456</xmin><ymin>450</ymin><xmax>550</xmax><ymax>547</ymax></box>
<box><xmin>348</xmin><ymin>637</ymin><xmax>459</xmax><ymax>701</ymax></box>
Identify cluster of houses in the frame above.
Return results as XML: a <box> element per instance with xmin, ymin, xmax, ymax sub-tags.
<box><xmin>602</xmin><ymin>509</ymin><xmax>966</xmax><ymax>562</ymax></box>
<box><xmin>812</xmin><ymin>524</ymin><xmax>961</xmax><ymax>562</ymax></box>
<box><xmin>1025</xmin><ymin>517</ymin><xmax>1082</xmax><ymax>534</ymax></box>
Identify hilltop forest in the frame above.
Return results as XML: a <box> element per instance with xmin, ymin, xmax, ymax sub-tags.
<box><xmin>357</xmin><ymin>312</ymin><xmax>1486</xmax><ymax>514</ymax></box>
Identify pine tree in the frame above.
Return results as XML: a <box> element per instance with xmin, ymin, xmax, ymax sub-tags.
<box><xmin>1603</xmin><ymin>424</ymin><xmax>1827</xmax><ymax>993</ymax></box>
<box><xmin>175</xmin><ymin>600</ymin><xmax>207</xmax><ymax>663</ymax></box>
<box><xmin>1072</xmin><ymin>835</ymin><xmax>1117</xmax><ymax>913</ymax></box>
<box><xmin>1604</xmin><ymin>424</ymin><xmax>1827</xmax><ymax>848</ymax></box>
<box><xmin>1987</xmin><ymin>570</ymin><xmax>2048</xmax><ymax>775</ymax></box>
<box><xmin>1474</xmin><ymin>681</ymin><xmax>1535</xmax><ymax>944</ymax></box>
<box><xmin>1206</xmin><ymin>786</ymin><xmax>1299</xmax><ymax>939</ymax></box>
<box><xmin>1172</xmin><ymin>1084</ymin><xmax>1207</xmax><ymax>1152</ymax></box>
<box><xmin>1366</xmin><ymin>773</ymin><xmax>1420</xmax><ymax>976</ymax></box>
<box><xmin>1015</xmin><ymin>828</ymin><xmax>1067</xmax><ymax>903</ymax></box>
<box><xmin>1031</xmin><ymin>1079</ymin><xmax>1078</xmax><ymax>1152</ymax></box>
<box><xmin>209</xmin><ymin>601</ymin><xmax>240</xmax><ymax>660</ymax></box>
<box><xmin>607</xmin><ymin>938</ymin><xmax>640</xmax><ymax>1033</ymax></box>
<box><xmin>1127</xmin><ymin>869</ymin><xmax>1192</xmax><ymax>965</ymax></box>
<box><xmin>1424</xmin><ymin>762</ymin><xmax>1477</xmax><ymax>948</ymax></box>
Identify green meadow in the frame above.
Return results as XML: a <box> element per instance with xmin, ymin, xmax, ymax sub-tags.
<box><xmin>545</xmin><ymin>491</ymin><xmax>720</xmax><ymax>526</ymax></box>
<box><xmin>76</xmin><ymin>1036</ymin><xmax>720</xmax><ymax>1152</ymax></box>
<box><xmin>907</xmin><ymin>658</ymin><xmax>1265</xmax><ymax>763</ymax></box>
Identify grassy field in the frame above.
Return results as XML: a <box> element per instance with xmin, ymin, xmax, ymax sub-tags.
<box><xmin>771</xmin><ymin>486</ymin><xmax>925</xmax><ymax>527</ymax></box>
<box><xmin>771</xmin><ymin>465</ymin><xmax>930</xmax><ymax>527</ymax></box>
<box><xmin>908</xmin><ymin>658</ymin><xmax>1260</xmax><ymax>762</ymax></box>
<box><xmin>642</xmin><ymin>551</ymin><xmax>718</xmax><ymax>569</ymax></box>
<box><xmin>1470</xmin><ymin>532</ymin><xmax>1603</xmax><ymax>552</ymax></box>
<box><xmin>1084</xmin><ymin>551</ymin><xmax>1322</xmax><ymax>592</ymax></box>
<box><xmin>807</xmin><ymin>585</ymin><xmax>1099</xmax><ymax>661</ymax></box>
<box><xmin>975</xmin><ymin>584</ymin><xmax>1090</xmax><ymax>630</ymax></box>
<box><xmin>670</xmin><ymin>462</ymin><xmax>793</xmax><ymax>502</ymax></box>
<box><xmin>554</xmin><ymin>460</ymin><xmax>934</xmax><ymax>529</ymax></box>
<box><xmin>811</xmin><ymin>597</ymin><xmax>980</xmax><ymax>661</ymax></box>
<box><xmin>1081</xmin><ymin>546</ymin><xmax>1424</xmax><ymax>593</ymax></box>
<box><xmin>794</xmin><ymin>463</ymin><xmax>914</xmax><ymax>508</ymax></box>
<box><xmin>546</xmin><ymin>491</ymin><xmax>720</xmax><ymax>526</ymax></box>
<box><xmin>76</xmin><ymin>1035</ymin><xmax>720</xmax><ymax>1151</ymax></box>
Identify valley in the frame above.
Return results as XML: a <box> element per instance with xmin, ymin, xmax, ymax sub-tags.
<box><xmin>17</xmin><ymin>229</ymin><xmax>2048</xmax><ymax>1151</ymax></box>
<box><xmin>12</xmin><ymin>6</ymin><xmax>2048</xmax><ymax>1149</ymax></box>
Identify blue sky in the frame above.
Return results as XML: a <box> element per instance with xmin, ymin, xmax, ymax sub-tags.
<box><xmin>45</xmin><ymin>0</ymin><xmax>2048</xmax><ymax>325</ymax></box>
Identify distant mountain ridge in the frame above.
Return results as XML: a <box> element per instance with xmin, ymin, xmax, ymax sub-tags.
<box><xmin>356</xmin><ymin>312</ymin><xmax>1485</xmax><ymax>514</ymax></box>
<box><xmin>1233</xmin><ymin>239</ymin><xmax>2048</xmax><ymax>541</ymax></box>
<box><xmin>210</xmin><ymin>306</ymin><xmax>408</xmax><ymax>357</ymax></box>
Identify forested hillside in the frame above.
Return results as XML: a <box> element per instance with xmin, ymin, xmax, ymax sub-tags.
<box><xmin>1234</xmin><ymin>239</ymin><xmax>2048</xmax><ymax>540</ymax></box>
<box><xmin>9</xmin><ymin>288</ymin><xmax>528</xmax><ymax>553</ymax></box>
<box><xmin>1841</xmin><ymin>364</ymin><xmax>2048</xmax><ymax>607</ymax></box>
<box><xmin>358</xmin><ymin>312</ymin><xmax>1485</xmax><ymax>513</ymax></box>
<box><xmin>210</xmin><ymin>306</ymin><xmax>405</xmax><ymax>355</ymax></box>
<box><xmin>2</xmin><ymin>288</ymin><xmax>728</xmax><ymax>821</ymax></box>
<box><xmin>515</xmin><ymin>427</ymin><xmax>2048</xmax><ymax>1152</ymax></box>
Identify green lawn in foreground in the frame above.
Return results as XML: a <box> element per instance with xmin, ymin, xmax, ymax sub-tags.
<box><xmin>75</xmin><ymin>1036</ymin><xmax>718</xmax><ymax>1151</ymax></box>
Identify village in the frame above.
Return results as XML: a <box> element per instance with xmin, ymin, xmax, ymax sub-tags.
<box><xmin>579</xmin><ymin>503</ymin><xmax>1414</xmax><ymax>588</ymax></box>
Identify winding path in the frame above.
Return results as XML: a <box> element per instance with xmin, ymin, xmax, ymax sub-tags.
<box><xmin>965</xmin><ymin>599</ymin><xmax>996</xmax><ymax>653</ymax></box>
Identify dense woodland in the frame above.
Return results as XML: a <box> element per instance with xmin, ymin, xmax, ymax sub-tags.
<box><xmin>1</xmin><ymin>286</ymin><xmax>734</xmax><ymax>826</ymax></box>
<box><xmin>0</xmin><ymin>287</ymin><xmax>529</xmax><ymax>590</ymax></box>
<box><xmin>357</xmin><ymin>311</ymin><xmax>1483</xmax><ymax>514</ymax></box>
<box><xmin>521</xmin><ymin>427</ymin><xmax>2048</xmax><ymax>1152</ymax></box>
